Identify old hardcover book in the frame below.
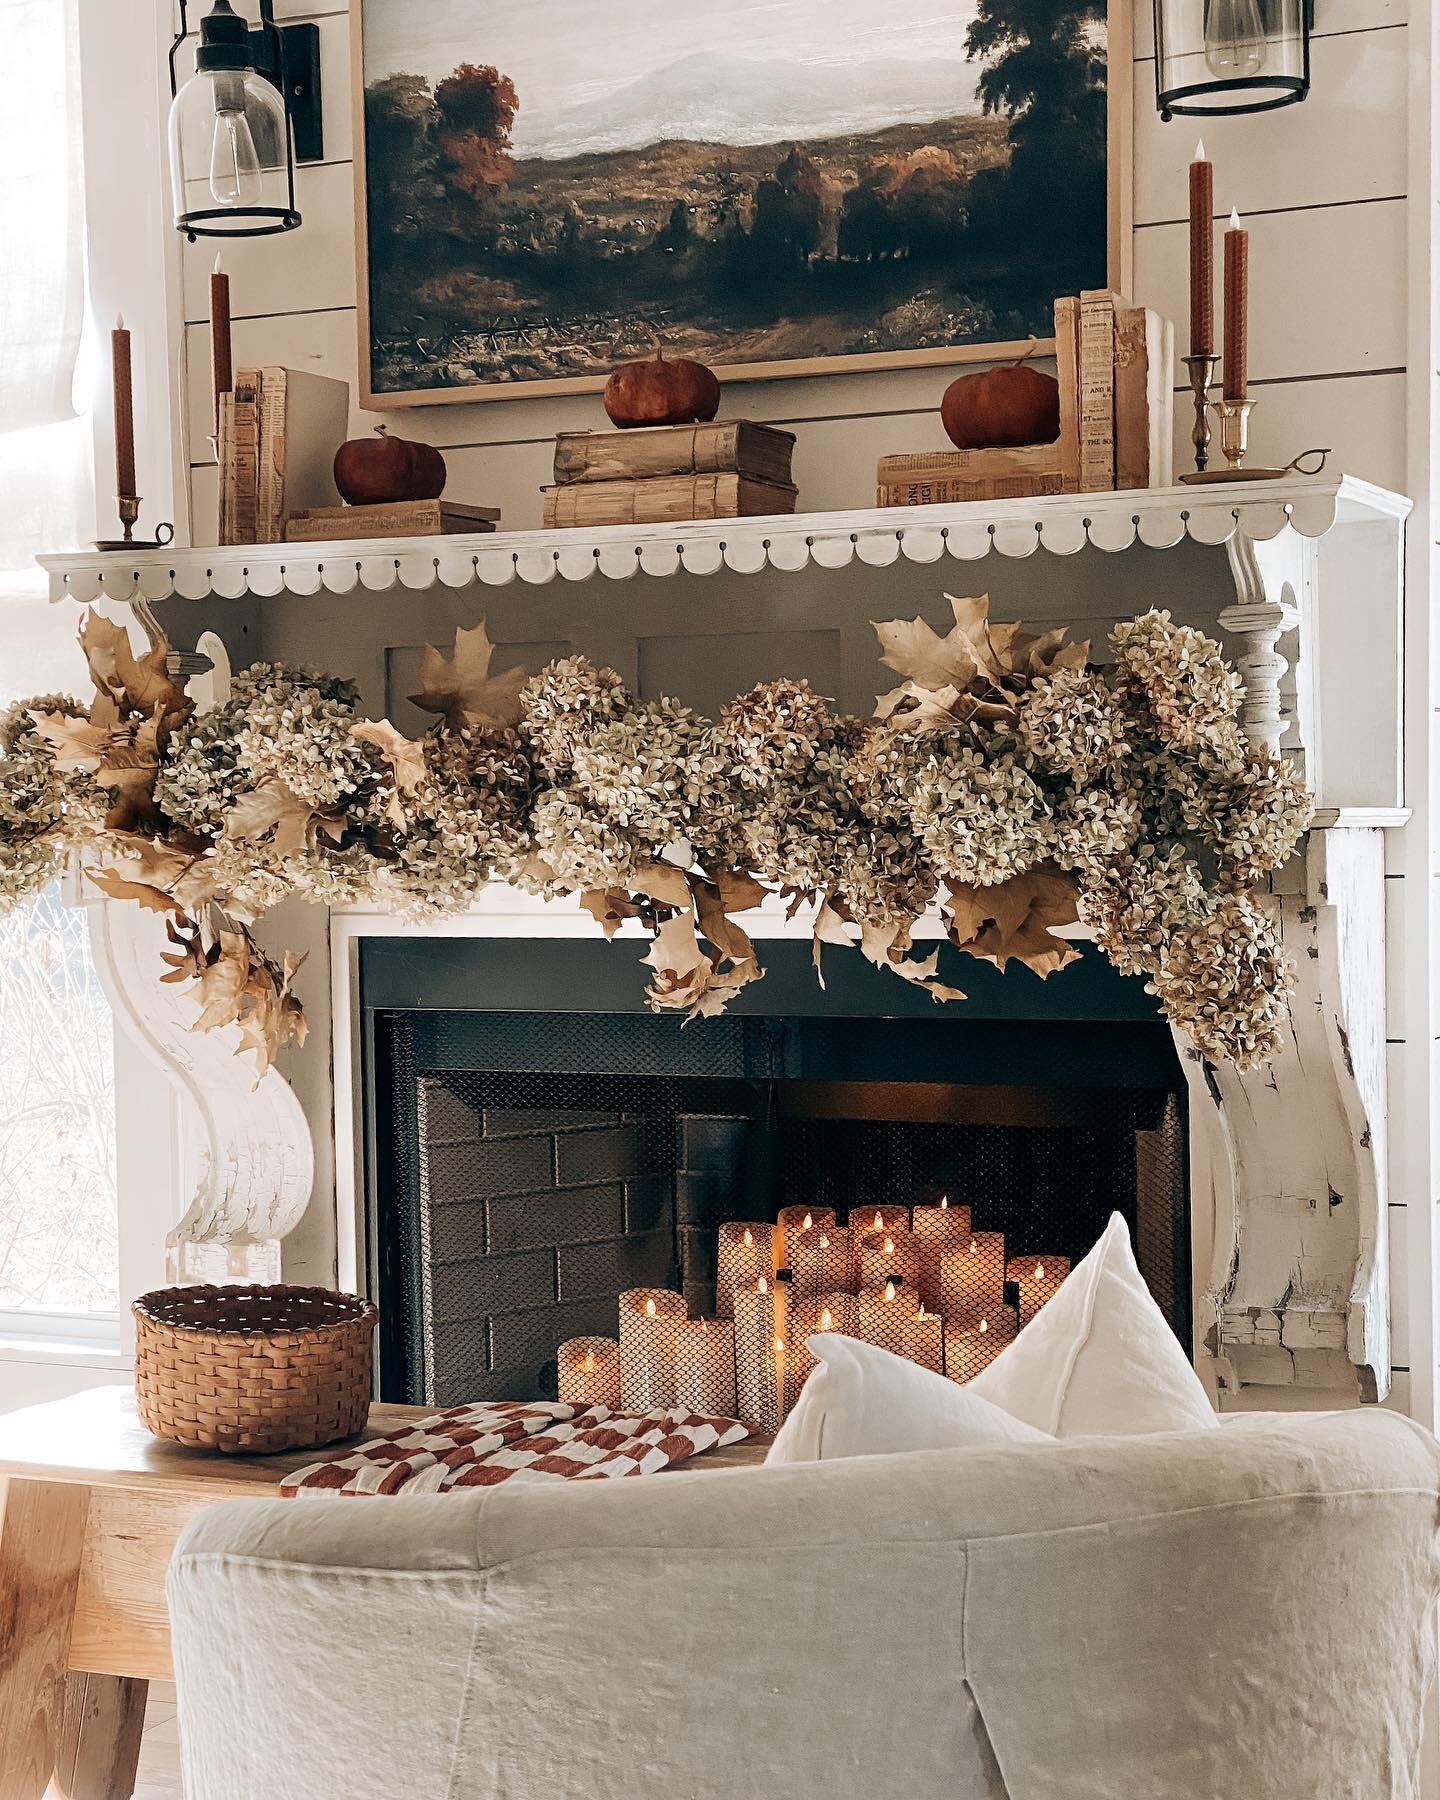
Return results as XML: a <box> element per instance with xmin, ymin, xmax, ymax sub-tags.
<box><xmin>255</xmin><ymin>367</ymin><xmax>350</xmax><ymax>543</ymax></box>
<box><xmin>1113</xmin><ymin>304</ymin><xmax>1151</xmax><ymax>491</ymax></box>
<box><xmin>218</xmin><ymin>368</ymin><xmax>261</xmax><ymax>547</ymax></box>
<box><xmin>1053</xmin><ymin>295</ymin><xmax>1082</xmax><ymax>493</ymax></box>
<box><xmin>541</xmin><ymin>473</ymin><xmax>798</xmax><ymax>528</ymax></box>
<box><xmin>1077</xmin><ymin>289</ymin><xmax>1118</xmax><ymax>493</ymax></box>
<box><xmin>879</xmin><ymin>472</ymin><xmax>1067</xmax><ymax>506</ymax></box>
<box><xmin>1151</xmin><ymin>316</ymin><xmax>1176</xmax><ymax>488</ymax></box>
<box><xmin>554</xmin><ymin>421</ymin><xmax>796</xmax><ymax>487</ymax></box>
<box><xmin>283</xmin><ymin>500</ymin><xmax>501</xmax><ymax>542</ymax></box>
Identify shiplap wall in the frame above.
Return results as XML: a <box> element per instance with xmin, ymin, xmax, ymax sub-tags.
<box><xmin>168</xmin><ymin>1</ymin><xmax>1425</xmax><ymax>1407</ymax></box>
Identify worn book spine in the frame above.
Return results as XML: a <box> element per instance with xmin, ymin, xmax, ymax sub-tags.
<box><xmin>541</xmin><ymin>473</ymin><xmax>798</xmax><ymax>528</ymax></box>
<box><xmin>878</xmin><ymin>473</ymin><xmax>1067</xmax><ymax>507</ymax></box>
<box><xmin>1113</xmin><ymin>304</ymin><xmax>1151</xmax><ymax>492</ymax></box>
<box><xmin>1077</xmin><ymin>290</ymin><xmax>1117</xmax><ymax>493</ymax></box>
<box><xmin>1053</xmin><ymin>296</ymin><xmax>1082</xmax><ymax>493</ymax></box>
<box><xmin>284</xmin><ymin>500</ymin><xmax>501</xmax><ymax>542</ymax></box>
<box><xmin>877</xmin><ymin>445</ymin><xmax>1062</xmax><ymax>483</ymax></box>
<box><xmin>1151</xmin><ymin>316</ymin><xmax>1176</xmax><ymax>488</ymax></box>
<box><xmin>553</xmin><ymin>421</ymin><xmax>796</xmax><ymax>487</ymax></box>
<box><xmin>256</xmin><ymin>366</ymin><xmax>289</xmax><ymax>544</ymax></box>
<box><xmin>220</xmin><ymin>368</ymin><xmax>261</xmax><ymax>547</ymax></box>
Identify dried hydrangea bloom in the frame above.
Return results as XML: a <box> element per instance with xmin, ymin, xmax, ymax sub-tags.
<box><xmin>1015</xmin><ymin>666</ymin><xmax>1128</xmax><ymax>783</ymax></box>
<box><xmin>1178</xmin><ymin>747</ymin><xmax>1313</xmax><ymax>884</ymax></box>
<box><xmin>518</xmin><ymin>657</ymin><xmax>630</xmax><ymax>777</ymax></box>
<box><xmin>886</xmin><ymin>739</ymin><xmax>1053</xmax><ymax>887</ymax></box>
<box><xmin>1051</xmin><ymin>784</ymin><xmax>1143</xmax><ymax>874</ymax></box>
<box><xmin>527</xmin><ymin>789</ymin><xmax>643</xmax><ymax>891</ymax></box>
<box><xmin>1150</xmin><ymin>891</ymin><xmax>1294</xmax><ymax>1069</ymax></box>
<box><xmin>569</xmin><ymin>696</ymin><xmax>727</xmax><ymax>850</ymax></box>
<box><xmin>1078</xmin><ymin>843</ymin><xmax>1213</xmax><ymax>978</ymax></box>
<box><xmin>718</xmin><ymin>677</ymin><xmax>835</xmax><ymax>790</ymax></box>
<box><xmin>1110</xmin><ymin>610</ymin><xmax>1244</xmax><ymax>753</ymax></box>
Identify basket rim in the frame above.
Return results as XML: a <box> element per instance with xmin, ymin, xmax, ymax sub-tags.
<box><xmin>131</xmin><ymin>1283</ymin><xmax>377</xmax><ymax>1341</ymax></box>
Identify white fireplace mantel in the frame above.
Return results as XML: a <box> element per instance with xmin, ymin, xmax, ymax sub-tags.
<box><xmin>52</xmin><ymin>473</ymin><xmax>1413</xmax><ymax>1406</ymax></box>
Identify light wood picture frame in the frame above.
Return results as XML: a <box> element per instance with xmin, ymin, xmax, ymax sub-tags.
<box><xmin>352</xmin><ymin>0</ymin><xmax>1133</xmax><ymax>410</ymax></box>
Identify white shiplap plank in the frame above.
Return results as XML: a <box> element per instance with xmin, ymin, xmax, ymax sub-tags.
<box><xmin>184</xmin><ymin>158</ymin><xmax>356</xmax><ymax>323</ymax></box>
<box><xmin>1391</xmin><ymin>1199</ymin><xmax>1412</xmax><ymax>1367</ymax></box>
<box><xmin>1134</xmin><ymin>29</ymin><xmax>1407</xmax><ymax>225</ymax></box>
<box><xmin>1133</xmin><ymin>0</ymin><xmax>1405</xmax><ymax>62</ymax></box>
<box><xmin>1167</xmin><ymin>371</ymin><xmax>1405</xmax><ymax>494</ymax></box>
<box><xmin>1137</xmin><ymin>199</ymin><xmax>1406</xmax><ymax>383</ymax></box>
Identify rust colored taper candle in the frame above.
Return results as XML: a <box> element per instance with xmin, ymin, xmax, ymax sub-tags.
<box><xmin>210</xmin><ymin>254</ymin><xmax>233</xmax><ymax>440</ymax></box>
<box><xmin>1188</xmin><ymin>141</ymin><xmax>1214</xmax><ymax>359</ymax></box>
<box><xmin>111</xmin><ymin>315</ymin><xmax>137</xmax><ymax>504</ymax></box>
<box><xmin>1223</xmin><ymin>207</ymin><xmax>1249</xmax><ymax>403</ymax></box>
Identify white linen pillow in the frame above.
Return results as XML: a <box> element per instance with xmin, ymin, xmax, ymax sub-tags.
<box><xmin>765</xmin><ymin>1331</ymin><xmax>1051</xmax><ymax>1465</ymax></box>
<box><xmin>968</xmin><ymin>1211</ymin><xmax>1217</xmax><ymax>1438</ymax></box>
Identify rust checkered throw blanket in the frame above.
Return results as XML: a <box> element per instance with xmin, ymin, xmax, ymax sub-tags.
<box><xmin>280</xmin><ymin>1400</ymin><xmax>751</xmax><ymax>1497</ymax></box>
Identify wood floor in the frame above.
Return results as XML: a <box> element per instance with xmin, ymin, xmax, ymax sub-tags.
<box><xmin>46</xmin><ymin>1683</ymin><xmax>182</xmax><ymax>1800</ymax></box>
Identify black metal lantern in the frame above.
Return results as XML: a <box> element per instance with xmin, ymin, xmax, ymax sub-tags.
<box><xmin>167</xmin><ymin>0</ymin><xmax>323</xmax><ymax>240</ymax></box>
<box><xmin>1154</xmin><ymin>0</ymin><xmax>1313</xmax><ymax>119</ymax></box>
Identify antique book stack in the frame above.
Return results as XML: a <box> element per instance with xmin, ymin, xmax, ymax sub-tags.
<box><xmin>217</xmin><ymin>366</ymin><xmax>350</xmax><ymax>546</ymax></box>
<box><xmin>875</xmin><ymin>294</ymin><xmax>1175</xmax><ymax>506</ymax></box>
<box><xmin>284</xmin><ymin>501</ymin><xmax>500</xmax><ymax>543</ymax></box>
<box><xmin>544</xmin><ymin>421</ymin><xmax>798</xmax><ymax>527</ymax></box>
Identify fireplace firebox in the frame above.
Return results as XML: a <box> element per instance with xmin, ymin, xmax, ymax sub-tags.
<box><xmin>362</xmin><ymin>938</ymin><xmax>1188</xmax><ymax>1405</ymax></box>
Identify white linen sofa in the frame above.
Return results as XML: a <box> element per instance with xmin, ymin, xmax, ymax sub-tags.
<box><xmin>167</xmin><ymin>1410</ymin><xmax>1440</xmax><ymax>1800</ymax></box>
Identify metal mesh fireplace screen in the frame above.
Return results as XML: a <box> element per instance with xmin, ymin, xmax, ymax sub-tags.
<box><xmin>370</xmin><ymin>1007</ymin><xmax>1188</xmax><ymax>1406</ymax></box>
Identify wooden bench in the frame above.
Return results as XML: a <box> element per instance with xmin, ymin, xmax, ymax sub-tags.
<box><xmin>0</xmin><ymin>1386</ymin><xmax>767</xmax><ymax>1799</ymax></box>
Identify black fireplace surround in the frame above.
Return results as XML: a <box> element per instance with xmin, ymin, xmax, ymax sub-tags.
<box><xmin>361</xmin><ymin>937</ymin><xmax>1189</xmax><ymax>1406</ymax></box>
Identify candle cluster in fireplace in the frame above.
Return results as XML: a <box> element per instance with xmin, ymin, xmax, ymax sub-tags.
<box><xmin>559</xmin><ymin>1200</ymin><xmax>1070</xmax><ymax>1433</ymax></box>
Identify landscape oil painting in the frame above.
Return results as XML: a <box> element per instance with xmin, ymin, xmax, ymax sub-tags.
<box><xmin>353</xmin><ymin>0</ymin><xmax>1125</xmax><ymax>405</ymax></box>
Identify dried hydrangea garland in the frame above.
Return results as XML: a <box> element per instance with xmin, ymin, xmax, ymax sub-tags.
<box><xmin>0</xmin><ymin>599</ymin><xmax>1313</xmax><ymax>1074</ymax></box>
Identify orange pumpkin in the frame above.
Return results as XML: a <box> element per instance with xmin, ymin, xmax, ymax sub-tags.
<box><xmin>604</xmin><ymin>352</ymin><xmax>721</xmax><ymax>429</ymax></box>
<box><xmin>334</xmin><ymin>426</ymin><xmax>447</xmax><ymax>506</ymax></box>
<box><xmin>940</xmin><ymin>362</ymin><xmax>1060</xmax><ymax>451</ymax></box>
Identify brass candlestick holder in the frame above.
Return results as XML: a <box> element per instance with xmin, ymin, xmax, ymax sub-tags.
<box><xmin>95</xmin><ymin>494</ymin><xmax>175</xmax><ymax>553</ymax></box>
<box><xmin>1180</xmin><ymin>393</ymin><xmax>1290</xmax><ymax>485</ymax></box>
<box><xmin>1181</xmin><ymin>353</ymin><xmax>1218</xmax><ymax>475</ymax></box>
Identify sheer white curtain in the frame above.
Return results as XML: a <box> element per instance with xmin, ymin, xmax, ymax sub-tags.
<box><xmin>0</xmin><ymin>0</ymin><xmax>117</xmax><ymax>1324</ymax></box>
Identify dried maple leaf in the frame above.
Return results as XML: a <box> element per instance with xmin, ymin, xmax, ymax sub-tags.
<box><xmin>692</xmin><ymin>876</ymin><xmax>763</xmax><ymax>989</ymax></box>
<box><xmin>713</xmin><ymin>870</ymin><xmax>768</xmax><ymax>914</ymax></box>
<box><xmin>27</xmin><ymin>710</ymin><xmax>116</xmax><ymax>772</ymax></box>
<box><xmin>193</xmin><ymin>928</ymin><xmax>253</xmax><ymax>1033</ymax></box>
<box><xmin>642</xmin><ymin>911</ymin><xmax>760</xmax><ymax>1021</ymax></box>
<box><xmin>579</xmin><ymin>888</ymin><xmax>643</xmax><ymax>938</ymax></box>
<box><xmin>810</xmin><ymin>895</ymin><xmax>855</xmax><ymax>986</ymax></box>
<box><xmin>86</xmin><ymin>838</ymin><xmax>219</xmax><ymax>917</ymax></box>
<box><xmin>94</xmin><ymin>717</ymin><xmax>165</xmax><ymax>833</ymax></box>
<box><xmin>223</xmin><ymin>781</ymin><xmax>346</xmax><ymax>858</ymax></box>
<box><xmin>409</xmin><ymin>622</ymin><xmax>528</xmax><ymax>732</ymax></box>
<box><xmin>946</xmin><ymin>866</ymin><xmax>1083</xmax><ymax>978</ymax></box>
<box><xmin>631</xmin><ymin>863</ymin><xmax>695</xmax><ymax>911</ymax></box>
<box><xmin>80</xmin><ymin>612</ymin><xmax>192</xmax><ymax>725</ymax></box>
<box><xmin>858</xmin><ymin>918</ymin><xmax>968</xmax><ymax>1003</ymax></box>
<box><xmin>351</xmin><ymin>719</ymin><xmax>427</xmax><ymax>830</ymax></box>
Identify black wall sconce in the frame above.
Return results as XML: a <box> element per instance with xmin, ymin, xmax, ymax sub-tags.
<box><xmin>167</xmin><ymin>0</ymin><xmax>324</xmax><ymax>239</ymax></box>
<box><xmin>1154</xmin><ymin>0</ymin><xmax>1314</xmax><ymax>118</ymax></box>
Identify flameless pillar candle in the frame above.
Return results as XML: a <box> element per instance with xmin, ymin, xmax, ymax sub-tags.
<box><xmin>775</xmin><ymin>1204</ymin><xmax>837</xmax><ymax>1275</ymax></box>
<box><xmin>944</xmin><ymin>1305</ymin><xmax>1019</xmax><ymax>1384</ymax></box>
<box><xmin>940</xmin><ymin>1231</ymin><xmax>1007</xmax><ymax>1321</ymax></box>
<box><xmin>618</xmin><ymin>1288</ymin><xmax>686</xmax><ymax>1411</ymax></box>
<box><xmin>1188</xmin><ymin>140</ymin><xmax>1215</xmax><ymax>359</ymax></box>
<box><xmin>858</xmin><ymin>1279</ymin><xmax>914</xmax><ymax>1358</ymax></box>
<box><xmin>1009</xmin><ymin>1255</ymin><xmax>1070</xmax><ymax>1328</ymax></box>
<box><xmin>904</xmin><ymin>1303</ymin><xmax>944</xmax><ymax>1374</ymax></box>
<box><xmin>675</xmin><ymin>1316</ymin><xmax>738</xmax><ymax>1418</ymax></box>
<box><xmin>734</xmin><ymin>1275</ymin><xmax>791</xmax><ymax>1433</ymax></box>
<box><xmin>858</xmin><ymin>1229</ymin><xmax>921</xmax><ymax>1294</ymax></box>
<box><xmin>911</xmin><ymin>1197</ymin><xmax>973</xmax><ymax>1312</ymax></box>
<box><xmin>716</xmin><ymin>1222</ymin><xmax>773</xmax><ymax>1318</ymax></box>
<box><xmin>791</xmin><ymin>1225</ymin><xmax>852</xmax><ymax>1301</ymax></box>
<box><xmin>848</xmin><ymin>1205</ymin><xmax>911</xmax><ymax>1284</ymax></box>
<box><xmin>1223</xmin><ymin>207</ymin><xmax>1249</xmax><ymax>402</ymax></box>
<box><xmin>557</xmin><ymin>1335</ymin><xmax>622</xmax><ymax>1409</ymax></box>
<box><xmin>789</xmin><ymin>1291</ymin><xmax>861</xmax><ymax>1394</ymax></box>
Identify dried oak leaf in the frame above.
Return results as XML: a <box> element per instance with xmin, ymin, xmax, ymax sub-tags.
<box><xmin>811</xmin><ymin>894</ymin><xmax>856</xmax><ymax>985</ymax></box>
<box><xmin>86</xmin><ymin>837</ymin><xmax>220</xmax><ymax>917</ymax></box>
<box><xmin>579</xmin><ymin>888</ymin><xmax>644</xmax><ymax>938</ymax></box>
<box><xmin>235</xmin><ymin>949</ymin><xmax>308</xmax><ymax>1078</ymax></box>
<box><xmin>946</xmin><ymin>865</ymin><xmax>1083</xmax><ymax>978</ymax></box>
<box><xmin>94</xmin><ymin>717</ymin><xmax>166</xmax><ymax>834</ymax></box>
<box><xmin>27</xmin><ymin>710</ymin><xmax>116</xmax><ymax>772</ymax></box>
<box><xmin>858</xmin><ymin>918</ymin><xmax>968</xmax><ymax>1003</ymax></box>
<box><xmin>222</xmin><ymin>780</ymin><xmax>346</xmax><ymax>857</ymax></box>
<box><xmin>409</xmin><ymin>622</ymin><xmax>528</xmax><ymax>732</ymax></box>
<box><xmin>351</xmin><ymin>719</ymin><xmax>427</xmax><ymax>830</ymax></box>
<box><xmin>692</xmin><ymin>875</ymin><xmax>763</xmax><ymax>988</ymax></box>
<box><xmin>80</xmin><ymin>612</ymin><xmax>192</xmax><ymax>725</ymax></box>
<box><xmin>642</xmin><ymin>912</ymin><xmax>761</xmax><ymax>1021</ymax></box>
<box><xmin>873</xmin><ymin>595</ymin><xmax>1089</xmax><ymax>733</ymax></box>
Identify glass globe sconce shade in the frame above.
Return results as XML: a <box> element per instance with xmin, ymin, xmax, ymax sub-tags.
<box><xmin>1154</xmin><ymin>0</ymin><xmax>1312</xmax><ymax>119</ymax></box>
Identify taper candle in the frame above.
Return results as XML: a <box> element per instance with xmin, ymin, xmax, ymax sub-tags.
<box><xmin>1009</xmin><ymin>1255</ymin><xmax>1071</xmax><ymax>1328</ymax></box>
<box><xmin>775</xmin><ymin>1204</ymin><xmax>836</xmax><ymax>1275</ymax></box>
<box><xmin>904</xmin><ymin>1303</ymin><xmax>945</xmax><ymax>1373</ymax></box>
<box><xmin>940</xmin><ymin>1231</ymin><xmax>1007</xmax><ymax>1321</ymax></box>
<box><xmin>1189</xmin><ymin>140</ymin><xmax>1215</xmax><ymax>358</ymax></box>
<box><xmin>676</xmin><ymin>1316</ymin><xmax>738</xmax><ymax>1418</ymax></box>
<box><xmin>734</xmin><ymin>1274</ymin><xmax>791</xmax><ymax>1432</ymax></box>
<box><xmin>858</xmin><ymin>1229</ymin><xmax>921</xmax><ymax>1294</ymax></box>
<box><xmin>557</xmin><ymin>1335</ymin><xmax>622</xmax><ymax>1409</ymax></box>
<box><xmin>716</xmin><ymin>1222</ymin><xmax>772</xmax><ymax>1318</ymax></box>
<box><xmin>618</xmin><ymin>1288</ymin><xmax>686</xmax><ymax>1411</ymax></box>
<box><xmin>210</xmin><ymin>254</ymin><xmax>233</xmax><ymax>439</ymax></box>
<box><xmin>791</xmin><ymin>1224</ymin><xmax>852</xmax><ymax>1301</ymax></box>
<box><xmin>1223</xmin><ymin>206</ymin><xmax>1249</xmax><ymax>402</ymax></box>
<box><xmin>944</xmin><ymin>1305</ymin><xmax>1019</xmax><ymax>1384</ymax></box>
<box><xmin>111</xmin><ymin>316</ymin><xmax>137</xmax><ymax>502</ymax></box>
<box><xmin>858</xmin><ymin>1278</ymin><xmax>913</xmax><ymax>1358</ymax></box>
<box><xmin>912</xmin><ymin>1196</ymin><xmax>973</xmax><ymax>1312</ymax></box>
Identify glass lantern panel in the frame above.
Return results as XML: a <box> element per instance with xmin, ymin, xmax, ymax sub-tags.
<box><xmin>1157</xmin><ymin>0</ymin><xmax>1306</xmax><ymax>113</ymax></box>
<box><xmin>168</xmin><ymin>68</ymin><xmax>292</xmax><ymax>230</ymax></box>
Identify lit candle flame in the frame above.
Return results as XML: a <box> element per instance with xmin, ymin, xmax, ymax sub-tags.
<box><xmin>583</xmin><ymin>1350</ymin><xmax>595</xmax><ymax>1371</ymax></box>
<box><xmin>916</xmin><ymin>1305</ymin><xmax>930</xmax><ymax>1321</ymax></box>
<box><xmin>979</xmin><ymin>1316</ymin><xmax>990</xmax><ymax>1335</ymax></box>
<box><xmin>742</xmin><ymin>1227</ymin><xmax>753</xmax><ymax>1248</ymax></box>
<box><xmin>1229</xmin><ymin>205</ymin><xmax>1243</xmax><ymax>231</ymax></box>
<box><xmin>883</xmin><ymin>1236</ymin><xmax>895</xmax><ymax>1255</ymax></box>
<box><xmin>819</xmin><ymin>1232</ymin><xmax>830</xmax><ymax>1248</ymax></box>
<box><xmin>775</xmin><ymin>1336</ymin><xmax>785</xmax><ymax>1354</ymax></box>
<box><xmin>802</xmin><ymin>1212</ymin><xmax>813</xmax><ymax>1231</ymax></box>
<box><xmin>758</xmin><ymin>1275</ymin><xmax>769</xmax><ymax>1294</ymax></box>
<box><xmin>872</xmin><ymin>1211</ymin><xmax>883</xmax><ymax>1231</ymax></box>
<box><xmin>939</xmin><ymin>1194</ymin><xmax>949</xmax><ymax>1210</ymax></box>
<box><xmin>700</xmin><ymin>1317</ymin><xmax>708</xmax><ymax>1335</ymax></box>
<box><xmin>1034</xmin><ymin>1263</ymin><xmax>1045</xmax><ymax>1283</ymax></box>
<box><xmin>820</xmin><ymin>1307</ymin><xmax>834</xmax><ymax>1330</ymax></box>
<box><xmin>884</xmin><ymin>1280</ymin><xmax>897</xmax><ymax>1302</ymax></box>
<box><xmin>1193</xmin><ymin>137</ymin><xmax>1207</xmax><ymax>163</ymax></box>
<box><xmin>645</xmin><ymin>1297</ymin><xmax>657</xmax><ymax>1318</ymax></box>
